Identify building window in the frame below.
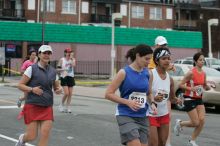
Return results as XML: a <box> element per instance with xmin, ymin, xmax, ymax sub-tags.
<box><xmin>166</xmin><ymin>8</ymin><xmax>172</xmax><ymax>19</ymax></box>
<box><xmin>28</xmin><ymin>0</ymin><xmax>35</xmax><ymax>10</ymax></box>
<box><xmin>62</xmin><ymin>0</ymin><xmax>76</xmax><ymax>14</ymax></box>
<box><xmin>132</xmin><ymin>6</ymin><xmax>144</xmax><ymax>19</ymax></box>
<box><xmin>150</xmin><ymin>7</ymin><xmax>162</xmax><ymax>20</ymax></box>
<box><xmin>41</xmin><ymin>0</ymin><xmax>55</xmax><ymax>12</ymax></box>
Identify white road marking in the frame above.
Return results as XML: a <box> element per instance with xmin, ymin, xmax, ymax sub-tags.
<box><xmin>0</xmin><ymin>106</ymin><xmax>18</xmax><ymax>109</ymax></box>
<box><xmin>0</xmin><ymin>134</ymin><xmax>35</xmax><ymax>146</ymax></box>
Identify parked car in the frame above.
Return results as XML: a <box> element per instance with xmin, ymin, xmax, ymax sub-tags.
<box><xmin>174</xmin><ymin>57</ymin><xmax>220</xmax><ymax>71</ymax></box>
<box><xmin>169</xmin><ymin>64</ymin><xmax>220</xmax><ymax>110</ymax></box>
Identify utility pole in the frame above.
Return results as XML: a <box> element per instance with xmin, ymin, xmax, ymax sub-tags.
<box><xmin>42</xmin><ymin>0</ymin><xmax>47</xmax><ymax>45</ymax></box>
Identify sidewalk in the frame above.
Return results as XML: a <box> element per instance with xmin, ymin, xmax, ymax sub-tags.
<box><xmin>0</xmin><ymin>76</ymin><xmax>111</xmax><ymax>99</ymax></box>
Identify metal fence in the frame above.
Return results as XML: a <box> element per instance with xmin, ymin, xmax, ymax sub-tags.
<box><xmin>51</xmin><ymin>60</ymin><xmax>128</xmax><ymax>79</ymax></box>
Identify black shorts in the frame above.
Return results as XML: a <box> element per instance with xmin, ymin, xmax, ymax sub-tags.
<box><xmin>60</xmin><ymin>76</ymin><xmax>75</xmax><ymax>87</ymax></box>
<box><xmin>183</xmin><ymin>95</ymin><xmax>204</xmax><ymax>112</ymax></box>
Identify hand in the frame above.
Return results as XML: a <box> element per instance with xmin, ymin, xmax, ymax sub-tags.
<box><xmin>175</xmin><ymin>97</ymin><xmax>183</xmax><ymax>105</ymax></box>
<box><xmin>32</xmin><ymin>86</ymin><xmax>43</xmax><ymax>96</ymax></box>
<box><xmin>154</xmin><ymin>94</ymin><xmax>164</xmax><ymax>102</ymax></box>
<box><xmin>55</xmin><ymin>86</ymin><xmax>62</xmax><ymax>94</ymax></box>
<box><xmin>168</xmin><ymin>64</ymin><xmax>176</xmax><ymax>72</ymax></box>
<box><xmin>127</xmin><ymin>99</ymin><xmax>141</xmax><ymax>111</ymax></box>
<box><xmin>150</xmin><ymin>103</ymin><xmax>158</xmax><ymax>115</ymax></box>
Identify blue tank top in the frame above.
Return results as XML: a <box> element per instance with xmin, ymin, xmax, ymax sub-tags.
<box><xmin>116</xmin><ymin>65</ymin><xmax>150</xmax><ymax>117</ymax></box>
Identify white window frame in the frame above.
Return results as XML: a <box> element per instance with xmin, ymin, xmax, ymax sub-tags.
<box><xmin>166</xmin><ymin>8</ymin><xmax>173</xmax><ymax>20</ymax></box>
<box><xmin>120</xmin><ymin>4</ymin><xmax>127</xmax><ymax>16</ymax></box>
<box><xmin>150</xmin><ymin>7</ymin><xmax>162</xmax><ymax>20</ymax></box>
<box><xmin>131</xmin><ymin>6</ymin><xmax>144</xmax><ymax>19</ymax></box>
<box><xmin>62</xmin><ymin>0</ymin><xmax>76</xmax><ymax>14</ymax></box>
<box><xmin>28</xmin><ymin>0</ymin><xmax>35</xmax><ymax>10</ymax></box>
<box><xmin>41</xmin><ymin>0</ymin><xmax>55</xmax><ymax>12</ymax></box>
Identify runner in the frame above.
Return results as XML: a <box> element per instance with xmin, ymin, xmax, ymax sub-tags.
<box><xmin>15</xmin><ymin>45</ymin><xmax>62</xmax><ymax>146</ymax></box>
<box><xmin>174</xmin><ymin>52</ymin><xmax>210</xmax><ymax>146</ymax></box>
<box><xmin>105</xmin><ymin>44</ymin><xmax>157</xmax><ymax>146</ymax></box>
<box><xmin>148</xmin><ymin>47</ymin><xmax>181</xmax><ymax>146</ymax></box>
<box><xmin>148</xmin><ymin>36</ymin><xmax>174</xmax><ymax>146</ymax></box>
<box><xmin>57</xmin><ymin>48</ymin><xmax>76</xmax><ymax>113</ymax></box>
<box><xmin>17</xmin><ymin>49</ymin><xmax>37</xmax><ymax>107</ymax></box>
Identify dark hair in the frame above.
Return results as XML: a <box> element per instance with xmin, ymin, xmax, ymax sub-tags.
<box><xmin>193</xmin><ymin>52</ymin><xmax>204</xmax><ymax>66</ymax></box>
<box><xmin>28</xmin><ymin>49</ymin><xmax>36</xmax><ymax>56</ymax></box>
<box><xmin>125</xmin><ymin>44</ymin><xmax>153</xmax><ymax>62</ymax></box>
<box><xmin>153</xmin><ymin>47</ymin><xmax>171</xmax><ymax>65</ymax></box>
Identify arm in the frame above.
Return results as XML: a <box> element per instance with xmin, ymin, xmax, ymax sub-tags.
<box><xmin>53</xmin><ymin>79</ymin><xmax>62</xmax><ymax>94</ymax></box>
<box><xmin>170</xmin><ymin>77</ymin><xmax>182</xmax><ymax>104</ymax></box>
<box><xmin>147</xmin><ymin>70</ymin><xmax>158</xmax><ymax>114</ymax></box>
<box><xmin>179</xmin><ymin>71</ymin><xmax>193</xmax><ymax>91</ymax></box>
<box><xmin>18</xmin><ymin>69</ymin><xmax>43</xmax><ymax>96</ymax></box>
<box><xmin>105</xmin><ymin>69</ymin><xmax>127</xmax><ymax>104</ymax></box>
<box><xmin>56</xmin><ymin>58</ymin><xmax>65</xmax><ymax>72</ymax></box>
<box><xmin>105</xmin><ymin>69</ymin><xmax>141</xmax><ymax>111</ymax></box>
<box><xmin>72</xmin><ymin>58</ymin><xmax>76</xmax><ymax>67</ymax></box>
<box><xmin>203</xmin><ymin>73</ymin><xmax>211</xmax><ymax>91</ymax></box>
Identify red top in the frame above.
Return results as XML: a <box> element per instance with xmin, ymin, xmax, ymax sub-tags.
<box><xmin>184</xmin><ymin>67</ymin><xmax>205</xmax><ymax>98</ymax></box>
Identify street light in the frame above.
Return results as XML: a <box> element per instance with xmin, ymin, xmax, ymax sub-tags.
<box><xmin>111</xmin><ymin>13</ymin><xmax>122</xmax><ymax>80</ymax></box>
<box><xmin>208</xmin><ymin>19</ymin><xmax>218</xmax><ymax>58</ymax></box>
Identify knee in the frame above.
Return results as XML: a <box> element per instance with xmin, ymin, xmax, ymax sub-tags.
<box><xmin>25</xmin><ymin>132</ymin><xmax>37</xmax><ymax>141</ymax></box>
<box><xmin>199</xmin><ymin>118</ymin><xmax>205</xmax><ymax>125</ymax></box>
<box><xmin>192</xmin><ymin>120</ymin><xmax>200</xmax><ymax>127</ymax></box>
<box><xmin>41</xmin><ymin>127</ymin><xmax>52</xmax><ymax>138</ymax></box>
<box><xmin>64</xmin><ymin>93</ymin><xmax>70</xmax><ymax>97</ymax></box>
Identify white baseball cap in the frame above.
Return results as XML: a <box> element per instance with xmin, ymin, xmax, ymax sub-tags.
<box><xmin>38</xmin><ymin>45</ymin><xmax>53</xmax><ymax>53</ymax></box>
<box><xmin>155</xmin><ymin>36</ymin><xmax>168</xmax><ymax>46</ymax></box>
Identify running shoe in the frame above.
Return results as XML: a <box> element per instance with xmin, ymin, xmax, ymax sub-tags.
<box><xmin>15</xmin><ymin>134</ymin><xmax>26</xmax><ymax>146</ymax></box>
<box><xmin>67</xmin><ymin>108</ymin><xmax>72</xmax><ymax>113</ymax></box>
<box><xmin>17</xmin><ymin>99</ymin><xmax>22</xmax><ymax>108</ymax></box>
<box><xmin>187</xmin><ymin>140</ymin><xmax>199</xmax><ymax>146</ymax></box>
<box><xmin>174</xmin><ymin>119</ymin><xmax>182</xmax><ymax>136</ymax></box>
<box><xmin>58</xmin><ymin>104</ymin><xmax>65</xmax><ymax>112</ymax></box>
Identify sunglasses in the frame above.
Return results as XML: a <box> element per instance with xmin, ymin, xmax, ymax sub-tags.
<box><xmin>42</xmin><ymin>51</ymin><xmax>52</xmax><ymax>55</ymax></box>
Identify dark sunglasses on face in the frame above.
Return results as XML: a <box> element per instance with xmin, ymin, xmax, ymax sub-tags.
<box><xmin>42</xmin><ymin>51</ymin><xmax>52</xmax><ymax>55</ymax></box>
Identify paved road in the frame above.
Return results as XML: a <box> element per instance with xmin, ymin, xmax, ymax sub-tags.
<box><xmin>0</xmin><ymin>86</ymin><xmax>220</xmax><ymax>146</ymax></box>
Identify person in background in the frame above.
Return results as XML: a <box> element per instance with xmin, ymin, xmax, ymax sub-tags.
<box><xmin>148</xmin><ymin>47</ymin><xmax>181</xmax><ymax>146</ymax></box>
<box><xmin>57</xmin><ymin>48</ymin><xmax>76</xmax><ymax>113</ymax></box>
<box><xmin>174</xmin><ymin>52</ymin><xmax>210</xmax><ymax>146</ymax></box>
<box><xmin>17</xmin><ymin>49</ymin><xmax>37</xmax><ymax>107</ymax></box>
<box><xmin>148</xmin><ymin>36</ymin><xmax>174</xmax><ymax>146</ymax></box>
<box><xmin>105</xmin><ymin>44</ymin><xmax>157</xmax><ymax>146</ymax></box>
<box><xmin>15</xmin><ymin>45</ymin><xmax>62</xmax><ymax>146</ymax></box>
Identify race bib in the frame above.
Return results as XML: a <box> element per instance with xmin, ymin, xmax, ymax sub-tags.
<box><xmin>156</xmin><ymin>89</ymin><xmax>169</xmax><ymax>100</ymax></box>
<box><xmin>128</xmin><ymin>92</ymin><xmax>147</xmax><ymax>108</ymax></box>
<box><xmin>195</xmin><ymin>85</ymin><xmax>203</xmax><ymax>96</ymax></box>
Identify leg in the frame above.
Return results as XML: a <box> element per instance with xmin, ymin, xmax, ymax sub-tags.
<box><xmin>180</xmin><ymin>108</ymin><xmax>200</xmax><ymax>128</ymax></box>
<box><xmin>191</xmin><ymin>105</ymin><xmax>205</xmax><ymax>140</ymax></box>
<box><xmin>66</xmin><ymin>87</ymin><xmax>73</xmax><ymax>110</ymax></box>
<box><xmin>23</xmin><ymin>121</ymin><xmax>38</xmax><ymax>142</ymax></box>
<box><xmin>158</xmin><ymin>124</ymin><xmax>169</xmax><ymax>146</ymax></box>
<box><xmin>38</xmin><ymin>120</ymin><xmax>53</xmax><ymax>146</ymax></box>
<box><xmin>166</xmin><ymin>101</ymin><xmax>172</xmax><ymax>146</ymax></box>
<box><xmin>148</xmin><ymin>126</ymin><xmax>158</xmax><ymax>146</ymax></box>
<box><xmin>127</xmin><ymin>139</ymin><xmax>142</xmax><ymax>146</ymax></box>
<box><xmin>62</xmin><ymin>86</ymin><xmax>70</xmax><ymax>105</ymax></box>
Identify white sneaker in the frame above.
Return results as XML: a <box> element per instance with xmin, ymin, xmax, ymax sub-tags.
<box><xmin>187</xmin><ymin>140</ymin><xmax>198</xmax><ymax>146</ymax></box>
<box><xmin>59</xmin><ymin>104</ymin><xmax>65</xmax><ymax>113</ymax></box>
<box><xmin>166</xmin><ymin>144</ymin><xmax>172</xmax><ymax>146</ymax></box>
<box><xmin>67</xmin><ymin>108</ymin><xmax>72</xmax><ymax>113</ymax></box>
<box><xmin>15</xmin><ymin>134</ymin><xmax>26</xmax><ymax>146</ymax></box>
<box><xmin>174</xmin><ymin>119</ymin><xmax>182</xmax><ymax>136</ymax></box>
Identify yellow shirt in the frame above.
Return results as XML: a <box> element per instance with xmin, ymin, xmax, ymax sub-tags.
<box><xmin>148</xmin><ymin>57</ymin><xmax>156</xmax><ymax>69</ymax></box>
